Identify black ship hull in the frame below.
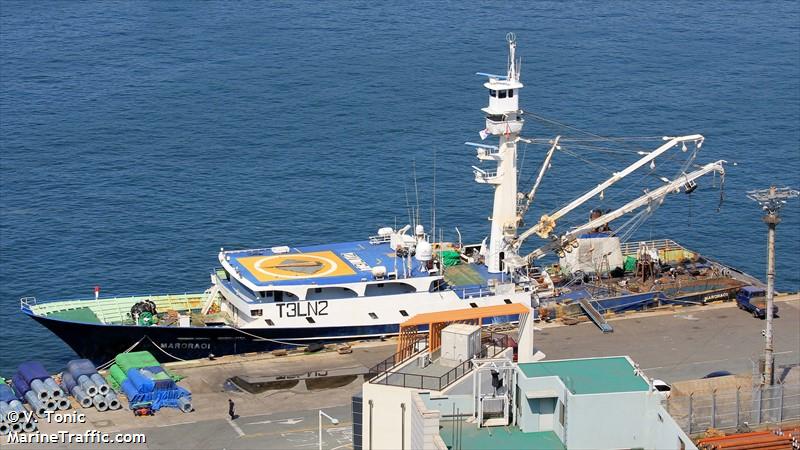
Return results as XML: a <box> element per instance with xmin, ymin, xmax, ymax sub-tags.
<box><xmin>29</xmin><ymin>313</ymin><xmax>400</xmax><ymax>365</ymax></box>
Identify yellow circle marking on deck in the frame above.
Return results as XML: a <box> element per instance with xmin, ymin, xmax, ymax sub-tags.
<box><xmin>236</xmin><ymin>251</ymin><xmax>356</xmax><ymax>282</ymax></box>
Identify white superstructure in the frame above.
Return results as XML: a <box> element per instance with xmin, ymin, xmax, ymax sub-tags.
<box><xmin>473</xmin><ymin>33</ymin><xmax>525</xmax><ymax>274</ymax></box>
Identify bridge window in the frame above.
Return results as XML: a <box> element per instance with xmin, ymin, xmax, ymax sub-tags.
<box><xmin>489</xmin><ymin>89</ymin><xmax>497</xmax><ymax>97</ymax></box>
<box><xmin>251</xmin><ymin>309</ymin><xmax>263</xmax><ymax>316</ymax></box>
<box><xmin>508</xmin><ymin>89</ymin><xmax>514</xmax><ymax>98</ymax></box>
<box><xmin>307</xmin><ymin>286</ymin><xmax>358</xmax><ymax>300</ymax></box>
<box><xmin>258</xmin><ymin>291</ymin><xmax>299</xmax><ymax>303</ymax></box>
<box><xmin>498</xmin><ymin>90</ymin><xmax>507</xmax><ymax>99</ymax></box>
<box><xmin>365</xmin><ymin>282</ymin><xmax>416</xmax><ymax>296</ymax></box>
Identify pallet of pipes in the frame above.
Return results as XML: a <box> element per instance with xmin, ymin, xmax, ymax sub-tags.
<box><xmin>60</xmin><ymin>359</ymin><xmax>121</xmax><ymax>412</ymax></box>
<box><xmin>1</xmin><ymin>381</ymin><xmax>38</xmax><ymax>435</ymax></box>
<box><xmin>10</xmin><ymin>361</ymin><xmax>68</xmax><ymax>425</ymax></box>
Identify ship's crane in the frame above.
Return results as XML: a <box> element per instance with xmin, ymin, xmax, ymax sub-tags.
<box><xmin>516</xmin><ymin>136</ymin><xmax>560</xmax><ymax>227</ymax></box>
<box><xmin>514</xmin><ymin>159</ymin><xmax>726</xmax><ymax>263</ymax></box>
<box><xmin>511</xmin><ymin>134</ymin><xmax>705</xmax><ymax>251</ymax></box>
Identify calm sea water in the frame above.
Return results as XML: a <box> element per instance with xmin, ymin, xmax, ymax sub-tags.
<box><xmin>1</xmin><ymin>1</ymin><xmax>798</xmax><ymax>374</ymax></box>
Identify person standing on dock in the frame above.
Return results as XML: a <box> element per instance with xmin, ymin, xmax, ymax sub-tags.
<box><xmin>228</xmin><ymin>398</ymin><xmax>237</xmax><ymax>420</ymax></box>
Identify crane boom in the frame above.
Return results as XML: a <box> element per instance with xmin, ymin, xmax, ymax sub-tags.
<box><xmin>523</xmin><ymin>159</ymin><xmax>726</xmax><ymax>262</ymax></box>
<box><xmin>513</xmin><ymin>134</ymin><xmax>705</xmax><ymax>249</ymax></box>
<box><xmin>517</xmin><ymin>136</ymin><xmax>560</xmax><ymax>225</ymax></box>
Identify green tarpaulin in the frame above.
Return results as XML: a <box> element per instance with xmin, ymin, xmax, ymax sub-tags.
<box><xmin>624</xmin><ymin>255</ymin><xmax>637</xmax><ymax>272</ymax></box>
<box><xmin>438</xmin><ymin>250</ymin><xmax>461</xmax><ymax>267</ymax></box>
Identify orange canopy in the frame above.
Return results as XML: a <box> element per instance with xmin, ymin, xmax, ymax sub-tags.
<box><xmin>397</xmin><ymin>303</ymin><xmax>530</xmax><ymax>358</ymax></box>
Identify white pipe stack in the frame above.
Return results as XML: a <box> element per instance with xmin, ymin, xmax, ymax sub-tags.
<box><xmin>0</xmin><ymin>401</ymin><xmax>10</xmax><ymax>420</ymax></box>
<box><xmin>28</xmin><ymin>379</ymin><xmax>50</xmax><ymax>401</ymax></box>
<box><xmin>77</xmin><ymin>375</ymin><xmax>98</xmax><ymax>397</ymax></box>
<box><xmin>177</xmin><ymin>397</ymin><xmax>193</xmax><ymax>413</ymax></box>
<box><xmin>23</xmin><ymin>391</ymin><xmax>46</xmax><ymax>417</ymax></box>
<box><xmin>92</xmin><ymin>395</ymin><xmax>108</xmax><ymax>412</ymax></box>
<box><xmin>104</xmin><ymin>392</ymin><xmax>121</xmax><ymax>410</ymax></box>
<box><xmin>57</xmin><ymin>397</ymin><xmax>71</xmax><ymax>411</ymax></box>
<box><xmin>71</xmin><ymin>386</ymin><xmax>93</xmax><ymax>408</ymax></box>
<box><xmin>90</xmin><ymin>374</ymin><xmax>110</xmax><ymax>395</ymax></box>
<box><xmin>1</xmin><ymin>402</ymin><xmax>23</xmax><ymax>434</ymax></box>
<box><xmin>43</xmin><ymin>378</ymin><xmax>64</xmax><ymax>399</ymax></box>
<box><xmin>0</xmin><ymin>402</ymin><xmax>11</xmax><ymax>434</ymax></box>
<box><xmin>0</xmin><ymin>400</ymin><xmax>39</xmax><ymax>434</ymax></box>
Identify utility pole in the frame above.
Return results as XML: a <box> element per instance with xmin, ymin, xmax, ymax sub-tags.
<box><xmin>747</xmin><ymin>186</ymin><xmax>799</xmax><ymax>385</ymax></box>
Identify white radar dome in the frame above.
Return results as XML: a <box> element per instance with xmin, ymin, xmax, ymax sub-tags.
<box><xmin>378</xmin><ymin>227</ymin><xmax>393</xmax><ymax>237</ymax></box>
<box><xmin>415</xmin><ymin>224</ymin><xmax>425</xmax><ymax>236</ymax></box>
<box><xmin>415</xmin><ymin>240</ymin><xmax>433</xmax><ymax>261</ymax></box>
<box><xmin>371</xmin><ymin>266</ymin><xmax>387</xmax><ymax>279</ymax></box>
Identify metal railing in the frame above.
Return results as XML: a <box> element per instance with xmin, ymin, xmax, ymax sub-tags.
<box><xmin>368</xmin><ymin>234</ymin><xmax>392</xmax><ymax>244</ymax></box>
<box><xmin>619</xmin><ymin>239</ymin><xmax>686</xmax><ymax>257</ymax></box>
<box><xmin>370</xmin><ymin>333</ymin><xmax>513</xmax><ymax>391</ymax></box>
<box><xmin>667</xmin><ymin>382</ymin><xmax>800</xmax><ymax>435</ymax></box>
<box><xmin>367</xmin><ymin>335</ymin><xmax>429</xmax><ymax>380</ymax></box>
<box><xmin>457</xmin><ymin>286</ymin><xmax>495</xmax><ymax>299</ymax></box>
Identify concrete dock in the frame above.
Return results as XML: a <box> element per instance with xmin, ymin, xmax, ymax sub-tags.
<box><xmin>5</xmin><ymin>294</ymin><xmax>798</xmax><ymax>449</ymax></box>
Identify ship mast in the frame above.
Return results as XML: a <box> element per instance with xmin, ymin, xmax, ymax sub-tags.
<box><xmin>471</xmin><ymin>33</ymin><xmax>525</xmax><ymax>273</ymax></box>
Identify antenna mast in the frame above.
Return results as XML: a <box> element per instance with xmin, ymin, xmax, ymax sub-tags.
<box><xmin>747</xmin><ymin>186</ymin><xmax>799</xmax><ymax>385</ymax></box>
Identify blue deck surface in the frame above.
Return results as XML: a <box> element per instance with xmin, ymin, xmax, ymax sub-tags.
<box><xmin>224</xmin><ymin>240</ymin><xmax>430</xmax><ymax>287</ymax></box>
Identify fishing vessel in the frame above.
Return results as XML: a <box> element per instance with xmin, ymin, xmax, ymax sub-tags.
<box><xmin>21</xmin><ymin>35</ymin><xmax>760</xmax><ymax>364</ymax></box>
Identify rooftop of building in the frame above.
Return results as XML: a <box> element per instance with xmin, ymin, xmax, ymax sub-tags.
<box><xmin>518</xmin><ymin>356</ymin><xmax>650</xmax><ymax>395</ymax></box>
<box><xmin>439</xmin><ymin>420</ymin><xmax>564</xmax><ymax>450</ymax></box>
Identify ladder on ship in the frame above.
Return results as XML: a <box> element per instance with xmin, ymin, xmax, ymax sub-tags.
<box><xmin>577</xmin><ymin>297</ymin><xmax>613</xmax><ymax>333</ymax></box>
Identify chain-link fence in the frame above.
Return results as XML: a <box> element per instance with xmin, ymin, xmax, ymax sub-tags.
<box><xmin>668</xmin><ymin>383</ymin><xmax>800</xmax><ymax>435</ymax></box>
